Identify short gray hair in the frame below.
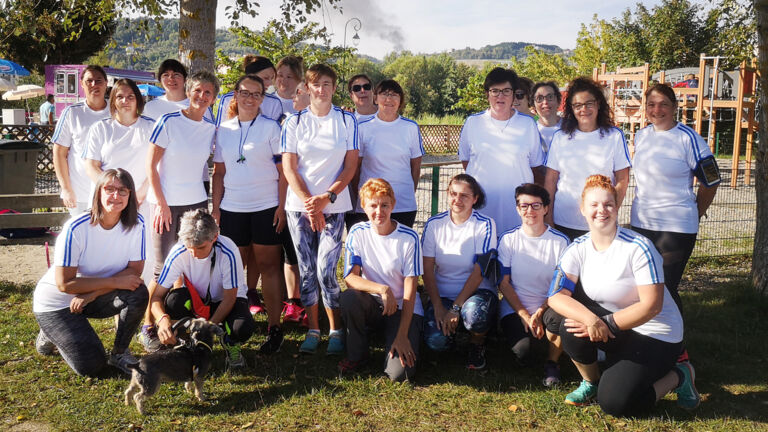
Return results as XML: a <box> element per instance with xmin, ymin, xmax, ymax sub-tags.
<box><xmin>178</xmin><ymin>208</ymin><xmax>219</xmax><ymax>247</ymax></box>
<box><xmin>185</xmin><ymin>71</ymin><xmax>220</xmax><ymax>99</ymax></box>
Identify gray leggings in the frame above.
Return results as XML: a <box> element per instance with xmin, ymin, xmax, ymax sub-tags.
<box><xmin>34</xmin><ymin>285</ymin><xmax>148</xmax><ymax>376</ymax></box>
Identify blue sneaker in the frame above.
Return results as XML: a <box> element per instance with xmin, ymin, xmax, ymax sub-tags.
<box><xmin>565</xmin><ymin>379</ymin><xmax>598</xmax><ymax>406</ymax></box>
<box><xmin>299</xmin><ymin>330</ymin><xmax>321</xmax><ymax>354</ymax></box>
<box><xmin>326</xmin><ymin>332</ymin><xmax>344</xmax><ymax>356</ymax></box>
<box><xmin>675</xmin><ymin>361</ymin><xmax>700</xmax><ymax>409</ymax></box>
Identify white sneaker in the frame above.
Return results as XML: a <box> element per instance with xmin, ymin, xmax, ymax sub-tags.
<box><xmin>35</xmin><ymin>331</ymin><xmax>55</xmax><ymax>356</ymax></box>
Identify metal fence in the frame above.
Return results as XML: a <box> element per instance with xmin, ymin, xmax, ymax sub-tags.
<box><xmin>1</xmin><ymin>124</ymin><xmax>756</xmax><ymax>257</ymax></box>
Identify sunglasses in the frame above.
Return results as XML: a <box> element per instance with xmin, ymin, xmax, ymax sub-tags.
<box><xmin>351</xmin><ymin>83</ymin><xmax>372</xmax><ymax>93</ymax></box>
<box><xmin>514</xmin><ymin>92</ymin><xmax>527</xmax><ymax>100</ymax></box>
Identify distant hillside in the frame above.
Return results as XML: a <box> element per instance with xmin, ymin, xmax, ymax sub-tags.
<box><xmin>447</xmin><ymin>42</ymin><xmax>565</xmax><ymax>60</ymax></box>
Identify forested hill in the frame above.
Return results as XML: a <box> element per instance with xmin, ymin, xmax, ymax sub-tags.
<box><xmin>446</xmin><ymin>42</ymin><xmax>566</xmax><ymax>59</ymax></box>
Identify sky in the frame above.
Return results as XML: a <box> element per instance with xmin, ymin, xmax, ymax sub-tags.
<box><xmin>216</xmin><ymin>0</ymin><xmax>669</xmax><ymax>59</ymax></box>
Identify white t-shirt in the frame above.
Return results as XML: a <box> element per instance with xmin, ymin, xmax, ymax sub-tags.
<box><xmin>33</xmin><ymin>213</ymin><xmax>146</xmax><ymax>313</ymax></box>
<box><xmin>84</xmin><ymin>116</ymin><xmax>156</xmax><ymax>189</ymax></box>
<box><xmin>354</xmin><ymin>110</ymin><xmax>377</xmax><ymax>123</ymax></box>
<box><xmin>356</xmin><ymin>115</ymin><xmax>425</xmax><ymax>213</ymax></box>
<box><xmin>277</xmin><ymin>94</ymin><xmax>296</xmax><ymax>115</ymax></box>
<box><xmin>421</xmin><ymin>210</ymin><xmax>497</xmax><ymax>300</ymax></box>
<box><xmin>537</xmin><ymin>119</ymin><xmax>562</xmax><ymax>153</ymax></box>
<box><xmin>545</xmin><ymin>127</ymin><xmax>632</xmax><ymax>230</ymax></box>
<box><xmin>498</xmin><ymin>225</ymin><xmax>569</xmax><ymax>318</ymax></box>
<box><xmin>458</xmin><ymin>110</ymin><xmax>545</xmax><ymax>234</ymax></box>
<box><xmin>557</xmin><ymin>227</ymin><xmax>683</xmax><ymax>343</ymax></box>
<box><xmin>148</xmin><ymin>110</ymin><xmax>215</xmax><ymax>206</ymax></box>
<box><xmin>216</xmin><ymin>92</ymin><xmax>283</xmax><ymax>127</ymax></box>
<box><xmin>156</xmin><ymin>235</ymin><xmax>246</xmax><ymax>301</ymax></box>
<box><xmin>280</xmin><ymin>106</ymin><xmax>358</xmax><ymax>213</ymax></box>
<box><xmin>344</xmin><ymin>221</ymin><xmax>424</xmax><ymax>316</ymax></box>
<box><xmin>51</xmin><ymin>102</ymin><xmax>110</xmax><ymax>203</ymax></box>
<box><xmin>213</xmin><ymin>116</ymin><xmax>282</xmax><ymax>212</ymax></box>
<box><xmin>631</xmin><ymin>123</ymin><xmax>715</xmax><ymax>234</ymax></box>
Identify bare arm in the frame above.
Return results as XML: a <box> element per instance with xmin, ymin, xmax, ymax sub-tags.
<box><xmin>696</xmin><ymin>184</ymin><xmax>718</xmax><ymax>218</ymax></box>
<box><xmin>55</xmin><ymin>260</ymin><xmax>143</xmax><ymax>295</ymax></box>
<box><xmin>614</xmin><ymin>167</ymin><xmax>630</xmax><ymax>208</ymax></box>
<box><xmin>349</xmin><ymin>157</ymin><xmax>363</xmax><ymax>207</ymax></box>
<box><xmin>499</xmin><ymin>274</ymin><xmax>530</xmax><ymax>319</ymax></box>
<box><xmin>53</xmin><ymin>144</ymin><xmax>76</xmax><ymax>208</ymax></box>
<box><xmin>532</xmin><ymin>165</ymin><xmax>546</xmax><ymax>186</ymax></box>
<box><xmin>274</xmin><ymin>163</ymin><xmax>288</xmax><ymax>233</ymax></box>
<box><xmin>148</xmin><ymin>279</ymin><xmax>176</xmax><ymax>345</ymax></box>
<box><xmin>410</xmin><ymin>157</ymin><xmax>422</xmax><ymax>192</ymax></box>
<box><xmin>543</xmin><ymin>168</ymin><xmax>559</xmax><ymax>226</ymax></box>
<box><xmin>84</xmin><ymin>159</ymin><xmax>103</xmax><ymax>184</ymax></box>
<box><xmin>461</xmin><ymin>160</ymin><xmax>468</xmax><ymax>170</ymax></box>
<box><xmin>146</xmin><ymin>144</ymin><xmax>171</xmax><ymax>234</ymax></box>
<box><xmin>452</xmin><ymin>264</ymin><xmax>484</xmax><ymax>307</ymax></box>
<box><xmin>209</xmin><ymin>287</ymin><xmax>237</xmax><ymax>325</ymax></box>
<box><xmin>305</xmin><ymin>149</ymin><xmax>360</xmax><ymax>214</ymax></box>
<box><xmin>211</xmin><ymin>162</ymin><xmax>226</xmax><ymax>224</ymax></box>
<box><xmin>344</xmin><ymin>264</ymin><xmax>398</xmax><ymax>316</ymax></box>
<box><xmin>611</xmin><ymin>283</ymin><xmax>664</xmax><ymax>330</ymax></box>
<box><xmin>390</xmin><ymin>275</ymin><xmax>418</xmax><ymax>368</ymax></box>
<box><xmin>282</xmin><ymin>152</ymin><xmax>313</xmax><ymax>202</ymax></box>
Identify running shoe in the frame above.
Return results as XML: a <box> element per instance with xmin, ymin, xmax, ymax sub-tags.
<box><xmin>35</xmin><ymin>331</ymin><xmax>55</xmax><ymax>356</ymax></box>
<box><xmin>226</xmin><ymin>344</ymin><xmax>246</xmax><ymax>371</ymax></box>
<box><xmin>675</xmin><ymin>361</ymin><xmax>700</xmax><ymax>409</ymax></box>
<box><xmin>282</xmin><ymin>301</ymin><xmax>304</xmax><ymax>323</ymax></box>
<box><xmin>299</xmin><ymin>330</ymin><xmax>321</xmax><ymax>354</ymax></box>
<box><xmin>338</xmin><ymin>357</ymin><xmax>369</xmax><ymax>374</ymax></box>
<box><xmin>676</xmin><ymin>348</ymin><xmax>690</xmax><ymax>363</ymax></box>
<box><xmin>326</xmin><ymin>332</ymin><xmax>344</xmax><ymax>356</ymax></box>
<box><xmin>258</xmin><ymin>325</ymin><xmax>284</xmax><ymax>355</ymax></box>
<box><xmin>467</xmin><ymin>343</ymin><xmax>487</xmax><ymax>370</ymax></box>
<box><xmin>247</xmin><ymin>290</ymin><xmax>265</xmax><ymax>315</ymax></box>
<box><xmin>543</xmin><ymin>361</ymin><xmax>561</xmax><ymax>387</ymax></box>
<box><xmin>565</xmin><ymin>379</ymin><xmax>598</xmax><ymax>406</ymax></box>
<box><xmin>108</xmin><ymin>350</ymin><xmax>139</xmax><ymax>375</ymax></box>
<box><xmin>137</xmin><ymin>326</ymin><xmax>163</xmax><ymax>353</ymax></box>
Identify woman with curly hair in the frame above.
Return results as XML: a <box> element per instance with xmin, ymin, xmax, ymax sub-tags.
<box><xmin>543</xmin><ymin>77</ymin><xmax>631</xmax><ymax>240</ymax></box>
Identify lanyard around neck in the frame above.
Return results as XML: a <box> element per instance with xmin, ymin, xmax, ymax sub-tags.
<box><xmin>237</xmin><ymin>117</ymin><xmax>257</xmax><ymax>163</ymax></box>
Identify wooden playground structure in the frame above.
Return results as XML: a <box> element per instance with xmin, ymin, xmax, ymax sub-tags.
<box><xmin>593</xmin><ymin>54</ymin><xmax>759</xmax><ymax>187</ymax></box>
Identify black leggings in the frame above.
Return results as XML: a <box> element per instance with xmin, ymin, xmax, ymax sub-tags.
<box><xmin>164</xmin><ymin>289</ymin><xmax>256</xmax><ymax>344</ymax></box>
<box><xmin>500</xmin><ymin>308</ymin><xmax>562</xmax><ymax>366</ymax></box>
<box><xmin>559</xmin><ymin>302</ymin><xmax>681</xmax><ymax>417</ymax></box>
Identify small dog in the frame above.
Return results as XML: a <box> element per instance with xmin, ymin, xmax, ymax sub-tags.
<box><xmin>124</xmin><ymin>317</ymin><xmax>224</xmax><ymax>414</ymax></box>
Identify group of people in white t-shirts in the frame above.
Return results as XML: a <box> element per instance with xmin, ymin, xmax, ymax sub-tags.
<box><xmin>33</xmin><ymin>59</ymin><xmax>717</xmax><ymax>417</ymax></box>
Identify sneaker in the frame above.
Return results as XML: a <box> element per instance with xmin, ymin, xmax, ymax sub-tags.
<box><xmin>675</xmin><ymin>361</ymin><xmax>700</xmax><ymax>409</ymax></box>
<box><xmin>467</xmin><ymin>343</ymin><xmax>487</xmax><ymax>370</ymax></box>
<box><xmin>226</xmin><ymin>344</ymin><xmax>246</xmax><ymax>371</ymax></box>
<box><xmin>249</xmin><ymin>304</ymin><xmax>266</xmax><ymax>315</ymax></box>
<box><xmin>299</xmin><ymin>331</ymin><xmax>321</xmax><ymax>354</ymax></box>
<box><xmin>326</xmin><ymin>332</ymin><xmax>344</xmax><ymax>356</ymax></box>
<box><xmin>282</xmin><ymin>301</ymin><xmax>304</xmax><ymax>323</ymax></box>
<box><xmin>108</xmin><ymin>350</ymin><xmax>139</xmax><ymax>375</ymax></box>
<box><xmin>676</xmin><ymin>348</ymin><xmax>690</xmax><ymax>363</ymax></box>
<box><xmin>300</xmin><ymin>312</ymin><xmax>309</xmax><ymax>328</ymax></box>
<box><xmin>137</xmin><ymin>326</ymin><xmax>163</xmax><ymax>353</ymax></box>
<box><xmin>247</xmin><ymin>291</ymin><xmax>265</xmax><ymax>315</ymax></box>
<box><xmin>338</xmin><ymin>357</ymin><xmax>369</xmax><ymax>374</ymax></box>
<box><xmin>565</xmin><ymin>379</ymin><xmax>598</xmax><ymax>406</ymax></box>
<box><xmin>35</xmin><ymin>331</ymin><xmax>55</xmax><ymax>356</ymax></box>
<box><xmin>258</xmin><ymin>325</ymin><xmax>284</xmax><ymax>355</ymax></box>
<box><xmin>543</xmin><ymin>361</ymin><xmax>561</xmax><ymax>387</ymax></box>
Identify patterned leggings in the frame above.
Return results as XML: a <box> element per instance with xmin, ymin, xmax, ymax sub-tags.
<box><xmin>286</xmin><ymin>212</ymin><xmax>345</xmax><ymax>309</ymax></box>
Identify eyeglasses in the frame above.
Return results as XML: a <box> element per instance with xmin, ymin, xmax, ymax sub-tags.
<box><xmin>517</xmin><ymin>202</ymin><xmax>543</xmax><ymax>211</ymax></box>
<box><xmin>237</xmin><ymin>90</ymin><xmax>264</xmax><ymax>99</ymax></box>
<box><xmin>534</xmin><ymin>94</ymin><xmax>556</xmax><ymax>103</ymax></box>
<box><xmin>488</xmin><ymin>88</ymin><xmax>513</xmax><ymax>97</ymax></box>
<box><xmin>84</xmin><ymin>79</ymin><xmax>105</xmax><ymax>86</ymax></box>
<box><xmin>377</xmin><ymin>91</ymin><xmax>400</xmax><ymax>99</ymax></box>
<box><xmin>514</xmin><ymin>92</ymin><xmax>527</xmax><ymax>100</ymax></box>
<box><xmin>351</xmin><ymin>83</ymin><xmax>372</xmax><ymax>93</ymax></box>
<box><xmin>572</xmin><ymin>100</ymin><xmax>598</xmax><ymax>111</ymax></box>
<box><xmin>103</xmin><ymin>186</ymin><xmax>130</xmax><ymax>197</ymax></box>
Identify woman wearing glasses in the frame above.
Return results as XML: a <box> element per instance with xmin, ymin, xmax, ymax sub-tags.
<box><xmin>544</xmin><ymin>77</ymin><xmax>631</xmax><ymax>241</ymax></box>
<box><xmin>282</xmin><ymin>64</ymin><xmax>358</xmax><ymax>355</ymax></box>
<box><xmin>347</xmin><ymin>79</ymin><xmax>424</xmax><ymax>230</ymax></box>
<box><xmin>421</xmin><ymin>174</ymin><xmax>497</xmax><ymax>370</ymax></box>
<box><xmin>498</xmin><ymin>183</ymin><xmax>568</xmax><ymax>386</ymax></box>
<box><xmin>216</xmin><ymin>56</ymin><xmax>284</xmax><ymax>126</ymax></box>
<box><xmin>84</xmin><ymin>78</ymin><xmax>156</xmax><ymax>283</ymax></box>
<box><xmin>514</xmin><ymin>76</ymin><xmax>535</xmax><ymax>116</ymax></box>
<box><xmin>348</xmin><ymin>74</ymin><xmax>377</xmax><ymax>122</ymax></box>
<box><xmin>531</xmin><ymin>81</ymin><xmax>563</xmax><ymax>153</ymax></box>
<box><xmin>458</xmin><ymin>67</ymin><xmax>545</xmax><ymax>234</ymax></box>
<box><xmin>211</xmin><ymin>74</ymin><xmax>287</xmax><ymax>354</ymax></box>
<box><xmin>53</xmin><ymin>65</ymin><xmax>110</xmax><ymax>215</ymax></box>
<box><xmin>33</xmin><ymin>169</ymin><xmax>147</xmax><ymax>377</ymax></box>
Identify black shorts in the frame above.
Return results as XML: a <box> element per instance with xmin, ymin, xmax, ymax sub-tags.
<box><xmin>281</xmin><ymin>226</ymin><xmax>298</xmax><ymax>265</ymax></box>
<box><xmin>220</xmin><ymin>207</ymin><xmax>282</xmax><ymax>247</ymax></box>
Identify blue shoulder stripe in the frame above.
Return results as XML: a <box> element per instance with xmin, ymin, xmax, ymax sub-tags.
<box><xmin>51</xmin><ymin>103</ymin><xmax>82</xmax><ymax>142</ymax></box>
<box><xmin>617</xmin><ymin>229</ymin><xmax>660</xmax><ymax>283</ymax></box>
<box><xmin>499</xmin><ymin>225</ymin><xmax>522</xmax><ymax>240</ymax></box>
<box><xmin>547</xmin><ymin>226</ymin><xmax>570</xmax><ymax>245</ymax></box>
<box><xmin>613</xmin><ymin>126</ymin><xmax>632</xmax><ymax>167</ymax></box>
<box><xmin>215</xmin><ymin>241</ymin><xmax>239</xmax><ymax>288</ymax></box>
<box><xmin>136</xmin><ymin>214</ymin><xmax>146</xmax><ymax>260</ymax></box>
<box><xmin>140</xmin><ymin>115</ymin><xmax>155</xmax><ymax>122</ymax></box>
<box><xmin>157</xmin><ymin>244</ymin><xmax>186</xmax><ymax>286</ymax></box>
<box><xmin>401</xmin><ymin>116</ymin><xmax>425</xmax><ymax>155</ymax></box>
<box><xmin>471</xmin><ymin>211</ymin><xmax>494</xmax><ymax>252</ymax></box>
<box><xmin>216</xmin><ymin>92</ymin><xmax>234</xmax><ymax>127</ymax></box>
<box><xmin>397</xmin><ymin>225</ymin><xmax>422</xmax><ymax>275</ymax></box>
<box><xmin>676</xmin><ymin>123</ymin><xmax>703</xmax><ymax>161</ymax></box>
<box><xmin>149</xmin><ymin>111</ymin><xmax>181</xmax><ymax>143</ymax></box>
<box><xmin>421</xmin><ymin>211</ymin><xmax>449</xmax><ymax>246</ymax></box>
<box><xmin>62</xmin><ymin>213</ymin><xmax>92</xmax><ymax>267</ymax></box>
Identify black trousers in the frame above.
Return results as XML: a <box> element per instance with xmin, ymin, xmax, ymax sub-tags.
<box><xmin>164</xmin><ymin>289</ymin><xmax>256</xmax><ymax>344</ymax></box>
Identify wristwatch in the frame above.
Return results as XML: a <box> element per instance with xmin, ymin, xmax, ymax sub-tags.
<box><xmin>450</xmin><ymin>303</ymin><xmax>461</xmax><ymax>314</ymax></box>
<box><xmin>327</xmin><ymin>190</ymin><xmax>337</xmax><ymax>203</ymax></box>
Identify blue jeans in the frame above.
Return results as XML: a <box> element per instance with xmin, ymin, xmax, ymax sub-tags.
<box><xmin>423</xmin><ymin>289</ymin><xmax>499</xmax><ymax>351</ymax></box>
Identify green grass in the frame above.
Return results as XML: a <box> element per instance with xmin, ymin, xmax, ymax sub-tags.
<box><xmin>2</xmin><ymin>260</ymin><xmax>767</xmax><ymax>431</ymax></box>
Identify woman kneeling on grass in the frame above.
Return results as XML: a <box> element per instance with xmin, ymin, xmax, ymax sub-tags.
<box><xmin>147</xmin><ymin>209</ymin><xmax>255</xmax><ymax>371</ymax></box>
<box><xmin>339</xmin><ymin>178</ymin><xmax>423</xmax><ymax>382</ymax></box>
<box><xmin>33</xmin><ymin>169</ymin><xmax>147</xmax><ymax>376</ymax></box>
<box><xmin>547</xmin><ymin>174</ymin><xmax>699</xmax><ymax>416</ymax></box>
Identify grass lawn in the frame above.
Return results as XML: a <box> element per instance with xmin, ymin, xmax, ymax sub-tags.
<box><xmin>1</xmin><ymin>258</ymin><xmax>767</xmax><ymax>431</ymax></box>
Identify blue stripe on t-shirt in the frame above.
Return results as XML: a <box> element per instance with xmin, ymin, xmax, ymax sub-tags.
<box><xmin>617</xmin><ymin>229</ymin><xmax>661</xmax><ymax>284</ymax></box>
<box><xmin>215</xmin><ymin>241</ymin><xmax>239</xmax><ymax>288</ymax></box>
<box><xmin>149</xmin><ymin>111</ymin><xmax>181</xmax><ymax>143</ymax></box>
<box><xmin>62</xmin><ymin>213</ymin><xmax>91</xmax><ymax>267</ymax></box>
<box><xmin>421</xmin><ymin>211</ymin><xmax>449</xmax><ymax>247</ymax></box>
<box><xmin>676</xmin><ymin>123</ymin><xmax>703</xmax><ymax>161</ymax></box>
<box><xmin>396</xmin><ymin>224</ymin><xmax>422</xmax><ymax>275</ymax></box>
<box><xmin>613</xmin><ymin>126</ymin><xmax>632</xmax><ymax>167</ymax></box>
<box><xmin>157</xmin><ymin>245</ymin><xmax>186</xmax><ymax>286</ymax></box>
<box><xmin>400</xmin><ymin>116</ymin><xmax>425</xmax><ymax>155</ymax></box>
<box><xmin>51</xmin><ymin>103</ymin><xmax>83</xmax><ymax>143</ymax></box>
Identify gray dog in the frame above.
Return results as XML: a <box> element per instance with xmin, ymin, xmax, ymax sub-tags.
<box><xmin>124</xmin><ymin>317</ymin><xmax>224</xmax><ymax>414</ymax></box>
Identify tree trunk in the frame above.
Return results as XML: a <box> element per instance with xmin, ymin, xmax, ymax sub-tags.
<box><xmin>179</xmin><ymin>0</ymin><xmax>216</xmax><ymax>74</ymax></box>
<box><xmin>754</xmin><ymin>0</ymin><xmax>768</xmax><ymax>295</ymax></box>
